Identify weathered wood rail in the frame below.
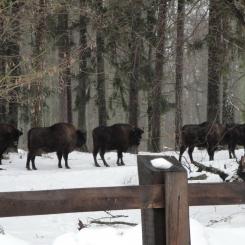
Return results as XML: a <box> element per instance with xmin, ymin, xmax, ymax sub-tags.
<box><xmin>0</xmin><ymin>155</ymin><xmax>245</xmax><ymax>245</ymax></box>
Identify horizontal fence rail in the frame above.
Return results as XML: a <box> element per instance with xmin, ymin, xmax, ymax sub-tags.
<box><xmin>1</xmin><ymin>183</ymin><xmax>245</xmax><ymax>217</ymax></box>
<box><xmin>0</xmin><ymin>185</ymin><xmax>163</xmax><ymax>217</ymax></box>
<box><xmin>189</xmin><ymin>182</ymin><xmax>245</xmax><ymax>206</ymax></box>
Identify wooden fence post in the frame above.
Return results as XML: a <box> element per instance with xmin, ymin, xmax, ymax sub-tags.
<box><xmin>138</xmin><ymin>155</ymin><xmax>190</xmax><ymax>245</ymax></box>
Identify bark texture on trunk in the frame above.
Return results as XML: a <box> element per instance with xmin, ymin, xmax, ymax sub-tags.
<box><xmin>207</xmin><ymin>0</ymin><xmax>223</xmax><ymax>123</ymax></box>
<box><xmin>0</xmin><ymin>11</ymin><xmax>7</xmax><ymax>123</ymax></box>
<box><xmin>57</xmin><ymin>6</ymin><xmax>72</xmax><ymax>123</ymax></box>
<box><xmin>151</xmin><ymin>0</ymin><xmax>167</xmax><ymax>152</ymax></box>
<box><xmin>175</xmin><ymin>0</ymin><xmax>185</xmax><ymax>150</ymax></box>
<box><xmin>96</xmin><ymin>0</ymin><xmax>107</xmax><ymax>126</ymax></box>
<box><xmin>31</xmin><ymin>0</ymin><xmax>46</xmax><ymax>128</ymax></box>
<box><xmin>76</xmin><ymin>0</ymin><xmax>90</xmax><ymax>132</ymax></box>
<box><xmin>128</xmin><ymin>6</ymin><xmax>141</xmax><ymax>127</ymax></box>
<box><xmin>8</xmin><ymin>0</ymin><xmax>22</xmax><ymax>127</ymax></box>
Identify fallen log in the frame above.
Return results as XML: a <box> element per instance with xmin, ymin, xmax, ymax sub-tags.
<box><xmin>191</xmin><ymin>161</ymin><xmax>228</xmax><ymax>181</ymax></box>
<box><xmin>90</xmin><ymin>220</ymin><xmax>138</xmax><ymax>226</ymax></box>
<box><xmin>188</xmin><ymin>173</ymin><xmax>207</xmax><ymax>181</ymax></box>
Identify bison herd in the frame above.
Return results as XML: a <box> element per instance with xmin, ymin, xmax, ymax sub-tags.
<box><xmin>1</xmin><ymin>120</ymin><xmax>245</xmax><ymax>171</ymax></box>
<box><xmin>0</xmin><ymin>122</ymin><xmax>144</xmax><ymax>170</ymax></box>
<box><xmin>179</xmin><ymin>121</ymin><xmax>245</xmax><ymax>163</ymax></box>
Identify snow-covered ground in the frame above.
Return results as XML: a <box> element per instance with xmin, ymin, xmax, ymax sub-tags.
<box><xmin>0</xmin><ymin>148</ymin><xmax>245</xmax><ymax>244</ymax></box>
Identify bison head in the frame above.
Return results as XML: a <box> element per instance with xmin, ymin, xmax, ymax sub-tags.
<box><xmin>76</xmin><ymin>130</ymin><xmax>86</xmax><ymax>147</ymax></box>
<box><xmin>12</xmin><ymin>128</ymin><xmax>23</xmax><ymax>143</ymax></box>
<box><xmin>130</xmin><ymin>127</ymin><xmax>144</xmax><ymax>146</ymax></box>
<box><xmin>7</xmin><ymin>129</ymin><xmax>23</xmax><ymax>152</ymax></box>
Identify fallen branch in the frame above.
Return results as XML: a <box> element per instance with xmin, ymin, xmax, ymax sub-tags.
<box><xmin>78</xmin><ymin>219</ymin><xmax>88</xmax><ymax>230</ymax></box>
<box><xmin>90</xmin><ymin>220</ymin><xmax>138</xmax><ymax>226</ymax></box>
<box><xmin>87</xmin><ymin>212</ymin><xmax>128</xmax><ymax>222</ymax></box>
<box><xmin>191</xmin><ymin>161</ymin><xmax>228</xmax><ymax>181</ymax></box>
<box><xmin>78</xmin><ymin>211</ymin><xmax>137</xmax><ymax>230</ymax></box>
<box><xmin>104</xmin><ymin>211</ymin><xmax>128</xmax><ymax>218</ymax></box>
<box><xmin>188</xmin><ymin>173</ymin><xmax>207</xmax><ymax>181</ymax></box>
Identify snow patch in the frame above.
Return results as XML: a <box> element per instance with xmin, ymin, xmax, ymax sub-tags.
<box><xmin>0</xmin><ymin>233</ymin><xmax>30</xmax><ymax>245</ymax></box>
<box><xmin>151</xmin><ymin>158</ymin><xmax>173</xmax><ymax>169</ymax></box>
<box><xmin>53</xmin><ymin>226</ymin><xmax>142</xmax><ymax>245</ymax></box>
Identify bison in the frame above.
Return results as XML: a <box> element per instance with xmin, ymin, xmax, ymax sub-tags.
<box><xmin>0</xmin><ymin>123</ymin><xmax>22</xmax><ymax>164</ymax></box>
<box><xmin>179</xmin><ymin>121</ymin><xmax>227</xmax><ymax>163</ymax></box>
<box><xmin>222</xmin><ymin>123</ymin><xmax>245</xmax><ymax>159</ymax></box>
<box><xmin>92</xmin><ymin>123</ymin><xmax>144</xmax><ymax>167</ymax></box>
<box><xmin>26</xmin><ymin>122</ymin><xmax>86</xmax><ymax>170</ymax></box>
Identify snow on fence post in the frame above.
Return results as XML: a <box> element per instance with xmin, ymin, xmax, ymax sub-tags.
<box><xmin>137</xmin><ymin>155</ymin><xmax>190</xmax><ymax>245</ymax></box>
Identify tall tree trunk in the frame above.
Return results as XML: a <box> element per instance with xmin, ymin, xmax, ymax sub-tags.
<box><xmin>8</xmin><ymin>0</ymin><xmax>21</xmax><ymax>127</ymax></box>
<box><xmin>151</xmin><ymin>0</ymin><xmax>167</xmax><ymax>152</ymax></box>
<box><xmin>207</xmin><ymin>0</ymin><xmax>223</xmax><ymax>123</ymax></box>
<box><xmin>175</xmin><ymin>0</ymin><xmax>185</xmax><ymax>150</ymax></box>
<box><xmin>146</xmin><ymin>3</ymin><xmax>155</xmax><ymax>151</ymax></box>
<box><xmin>31</xmin><ymin>0</ymin><xmax>46</xmax><ymax>128</ymax></box>
<box><xmin>96</xmin><ymin>0</ymin><xmax>107</xmax><ymax>126</ymax></box>
<box><xmin>128</xmin><ymin>6</ymin><xmax>141</xmax><ymax>127</ymax></box>
<box><xmin>66</xmin><ymin>46</ymin><xmax>73</xmax><ymax>123</ymax></box>
<box><xmin>0</xmin><ymin>8</ymin><xmax>7</xmax><ymax>123</ymax></box>
<box><xmin>57</xmin><ymin>6</ymin><xmax>73</xmax><ymax>123</ymax></box>
<box><xmin>76</xmin><ymin>0</ymin><xmax>90</xmax><ymax>132</ymax></box>
<box><xmin>222</xmin><ymin>14</ymin><xmax>234</xmax><ymax>124</ymax></box>
<box><xmin>147</xmin><ymin>45</ymin><xmax>153</xmax><ymax>151</ymax></box>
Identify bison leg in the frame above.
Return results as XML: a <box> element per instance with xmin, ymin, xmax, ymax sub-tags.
<box><xmin>0</xmin><ymin>145</ymin><xmax>8</xmax><ymax>165</ymax></box>
<box><xmin>207</xmin><ymin>147</ymin><xmax>215</xmax><ymax>161</ymax></box>
<box><xmin>26</xmin><ymin>153</ymin><xmax>37</xmax><ymax>170</ymax></box>
<box><xmin>117</xmin><ymin>151</ymin><xmax>124</xmax><ymax>166</ymax></box>
<box><xmin>57</xmin><ymin>152</ymin><xmax>63</xmax><ymax>168</ymax></box>
<box><xmin>26</xmin><ymin>153</ymin><xmax>31</xmax><ymax>170</ymax></box>
<box><xmin>93</xmin><ymin>148</ymin><xmax>100</xmax><ymax>167</ymax></box>
<box><xmin>188</xmin><ymin>146</ymin><xmax>195</xmax><ymax>163</ymax></box>
<box><xmin>63</xmin><ymin>152</ymin><xmax>70</xmax><ymax>169</ymax></box>
<box><xmin>179</xmin><ymin>145</ymin><xmax>187</xmax><ymax>162</ymax></box>
<box><xmin>100</xmin><ymin>150</ymin><xmax>109</xmax><ymax>167</ymax></box>
<box><xmin>229</xmin><ymin>144</ymin><xmax>236</xmax><ymax>159</ymax></box>
<box><xmin>31</xmin><ymin>156</ymin><xmax>37</xmax><ymax>170</ymax></box>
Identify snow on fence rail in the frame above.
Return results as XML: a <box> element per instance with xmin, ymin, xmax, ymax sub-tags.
<box><xmin>1</xmin><ymin>155</ymin><xmax>245</xmax><ymax>245</ymax></box>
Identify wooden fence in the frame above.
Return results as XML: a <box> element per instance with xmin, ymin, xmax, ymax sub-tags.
<box><xmin>1</xmin><ymin>155</ymin><xmax>245</xmax><ymax>245</ymax></box>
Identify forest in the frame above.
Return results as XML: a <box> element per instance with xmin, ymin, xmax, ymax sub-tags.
<box><xmin>0</xmin><ymin>0</ymin><xmax>244</xmax><ymax>151</ymax></box>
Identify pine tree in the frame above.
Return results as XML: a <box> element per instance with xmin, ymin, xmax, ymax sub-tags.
<box><xmin>57</xmin><ymin>4</ymin><xmax>73</xmax><ymax>123</ymax></box>
<box><xmin>151</xmin><ymin>0</ymin><xmax>168</xmax><ymax>152</ymax></box>
<box><xmin>128</xmin><ymin>2</ymin><xmax>141</xmax><ymax>127</ymax></box>
<box><xmin>76</xmin><ymin>0</ymin><xmax>90</xmax><ymax>132</ymax></box>
<box><xmin>145</xmin><ymin>1</ymin><xmax>156</xmax><ymax>151</ymax></box>
<box><xmin>7</xmin><ymin>0</ymin><xmax>22</xmax><ymax>127</ymax></box>
<box><xmin>95</xmin><ymin>0</ymin><xmax>107</xmax><ymax>126</ymax></box>
<box><xmin>0</xmin><ymin>5</ymin><xmax>7</xmax><ymax>123</ymax></box>
<box><xmin>207</xmin><ymin>0</ymin><xmax>224</xmax><ymax>123</ymax></box>
<box><xmin>175</xmin><ymin>0</ymin><xmax>185</xmax><ymax>149</ymax></box>
<box><xmin>31</xmin><ymin>0</ymin><xmax>47</xmax><ymax>127</ymax></box>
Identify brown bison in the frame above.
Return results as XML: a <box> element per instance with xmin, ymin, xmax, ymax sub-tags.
<box><xmin>26</xmin><ymin>123</ymin><xmax>86</xmax><ymax>170</ymax></box>
<box><xmin>179</xmin><ymin>122</ymin><xmax>227</xmax><ymax>163</ymax></box>
<box><xmin>92</xmin><ymin>123</ymin><xmax>144</xmax><ymax>167</ymax></box>
<box><xmin>223</xmin><ymin>123</ymin><xmax>245</xmax><ymax>159</ymax></box>
<box><xmin>0</xmin><ymin>123</ymin><xmax>23</xmax><ymax>164</ymax></box>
